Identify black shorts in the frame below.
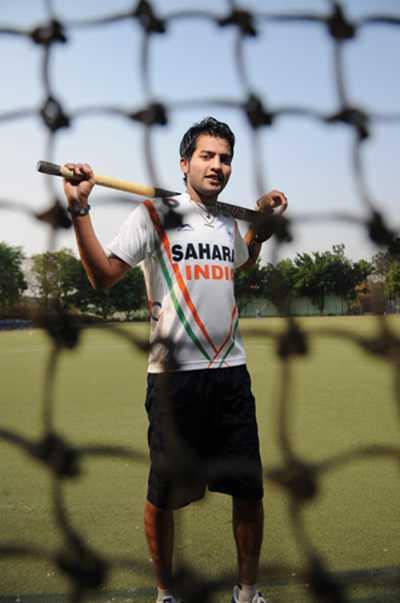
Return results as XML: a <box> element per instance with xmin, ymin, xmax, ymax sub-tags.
<box><xmin>145</xmin><ymin>365</ymin><xmax>264</xmax><ymax>510</ymax></box>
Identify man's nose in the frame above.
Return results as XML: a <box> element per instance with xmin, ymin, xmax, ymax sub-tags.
<box><xmin>210</xmin><ymin>156</ymin><xmax>222</xmax><ymax>170</ymax></box>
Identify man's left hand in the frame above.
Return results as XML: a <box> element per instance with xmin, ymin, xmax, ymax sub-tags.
<box><xmin>256</xmin><ymin>190</ymin><xmax>288</xmax><ymax>216</ymax></box>
<box><xmin>250</xmin><ymin>190</ymin><xmax>288</xmax><ymax>244</ymax></box>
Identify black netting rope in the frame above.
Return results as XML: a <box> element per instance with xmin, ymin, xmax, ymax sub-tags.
<box><xmin>1</xmin><ymin>1</ymin><xmax>400</xmax><ymax>601</ymax></box>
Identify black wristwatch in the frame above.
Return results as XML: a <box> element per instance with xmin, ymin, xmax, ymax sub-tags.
<box><xmin>67</xmin><ymin>202</ymin><xmax>91</xmax><ymax>217</ymax></box>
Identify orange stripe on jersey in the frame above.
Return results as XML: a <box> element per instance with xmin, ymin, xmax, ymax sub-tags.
<box><xmin>144</xmin><ymin>200</ymin><xmax>218</xmax><ymax>354</ymax></box>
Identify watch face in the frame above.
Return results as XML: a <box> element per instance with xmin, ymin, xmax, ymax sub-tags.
<box><xmin>68</xmin><ymin>204</ymin><xmax>90</xmax><ymax>216</ymax></box>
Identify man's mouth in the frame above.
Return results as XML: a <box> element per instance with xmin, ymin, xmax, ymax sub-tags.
<box><xmin>206</xmin><ymin>176</ymin><xmax>222</xmax><ymax>184</ymax></box>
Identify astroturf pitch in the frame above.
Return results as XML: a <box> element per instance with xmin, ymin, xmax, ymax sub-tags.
<box><xmin>1</xmin><ymin>316</ymin><xmax>399</xmax><ymax>602</ymax></box>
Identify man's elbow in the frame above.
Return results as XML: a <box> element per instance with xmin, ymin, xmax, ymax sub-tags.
<box><xmin>238</xmin><ymin>257</ymin><xmax>256</xmax><ymax>272</ymax></box>
<box><xmin>82</xmin><ymin>256</ymin><xmax>128</xmax><ymax>289</ymax></box>
<box><xmin>87</xmin><ymin>271</ymin><xmax>116</xmax><ymax>290</ymax></box>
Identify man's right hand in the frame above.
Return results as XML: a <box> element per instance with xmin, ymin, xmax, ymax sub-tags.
<box><xmin>63</xmin><ymin>162</ymin><xmax>95</xmax><ymax>208</ymax></box>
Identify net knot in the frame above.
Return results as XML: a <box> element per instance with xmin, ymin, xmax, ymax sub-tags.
<box><xmin>163</xmin><ymin>208</ymin><xmax>184</xmax><ymax>231</ymax></box>
<box><xmin>361</xmin><ymin>333</ymin><xmax>400</xmax><ymax>360</ymax></box>
<box><xmin>367</xmin><ymin>210</ymin><xmax>397</xmax><ymax>248</ymax></box>
<box><xmin>30</xmin><ymin>19</ymin><xmax>67</xmax><ymax>46</ymax></box>
<box><xmin>256</xmin><ymin>214</ymin><xmax>292</xmax><ymax>244</ymax></box>
<box><xmin>325</xmin><ymin>106</ymin><xmax>369</xmax><ymax>141</ymax></box>
<box><xmin>130</xmin><ymin>102</ymin><xmax>168</xmax><ymax>126</ymax></box>
<box><xmin>244</xmin><ymin>94</ymin><xmax>274</xmax><ymax>129</ymax></box>
<box><xmin>277</xmin><ymin>323</ymin><xmax>308</xmax><ymax>359</ymax></box>
<box><xmin>267</xmin><ymin>459</ymin><xmax>318</xmax><ymax>502</ymax></box>
<box><xmin>172</xmin><ymin>566</ymin><xmax>215</xmax><ymax>603</ymax></box>
<box><xmin>308</xmin><ymin>555</ymin><xmax>348</xmax><ymax>603</ymax></box>
<box><xmin>218</xmin><ymin>9</ymin><xmax>257</xmax><ymax>37</ymax></box>
<box><xmin>38</xmin><ymin>308</ymin><xmax>81</xmax><ymax>349</ymax></box>
<box><xmin>150</xmin><ymin>337</ymin><xmax>181</xmax><ymax>371</ymax></box>
<box><xmin>387</xmin><ymin>236</ymin><xmax>400</xmax><ymax>259</ymax></box>
<box><xmin>133</xmin><ymin>0</ymin><xmax>166</xmax><ymax>34</ymax></box>
<box><xmin>56</xmin><ymin>546</ymin><xmax>108</xmax><ymax>591</ymax></box>
<box><xmin>34</xmin><ymin>433</ymin><xmax>80</xmax><ymax>478</ymax></box>
<box><xmin>40</xmin><ymin>96</ymin><xmax>71</xmax><ymax>132</ymax></box>
<box><xmin>327</xmin><ymin>3</ymin><xmax>356</xmax><ymax>41</ymax></box>
<box><xmin>35</xmin><ymin>199</ymin><xmax>72</xmax><ymax>230</ymax></box>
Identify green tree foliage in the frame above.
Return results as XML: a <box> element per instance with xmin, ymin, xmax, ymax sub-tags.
<box><xmin>292</xmin><ymin>251</ymin><xmax>336</xmax><ymax>312</ymax></box>
<box><xmin>234</xmin><ymin>260</ymin><xmax>263</xmax><ymax>309</ymax></box>
<box><xmin>109</xmin><ymin>267</ymin><xmax>147</xmax><ymax>320</ymax></box>
<box><xmin>30</xmin><ymin>249</ymin><xmax>77</xmax><ymax>309</ymax></box>
<box><xmin>372</xmin><ymin>238</ymin><xmax>400</xmax><ymax>276</ymax></box>
<box><xmin>30</xmin><ymin>249</ymin><xmax>146</xmax><ymax>319</ymax></box>
<box><xmin>292</xmin><ymin>246</ymin><xmax>371</xmax><ymax>312</ymax></box>
<box><xmin>23</xmin><ymin>243</ymin><xmax>390</xmax><ymax>319</ymax></box>
<box><xmin>370</xmin><ymin>240</ymin><xmax>400</xmax><ymax>308</ymax></box>
<box><xmin>260</xmin><ymin>259</ymin><xmax>297</xmax><ymax>312</ymax></box>
<box><xmin>352</xmin><ymin>259</ymin><xmax>373</xmax><ymax>283</ymax></box>
<box><xmin>372</xmin><ymin>249</ymin><xmax>392</xmax><ymax>276</ymax></box>
<box><xmin>233</xmin><ymin>245</ymin><xmax>372</xmax><ymax>313</ymax></box>
<box><xmin>384</xmin><ymin>260</ymin><xmax>400</xmax><ymax>300</ymax></box>
<box><xmin>0</xmin><ymin>242</ymin><xmax>27</xmax><ymax>313</ymax></box>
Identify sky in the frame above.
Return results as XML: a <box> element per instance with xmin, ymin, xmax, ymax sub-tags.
<box><xmin>0</xmin><ymin>0</ymin><xmax>399</xmax><ymax>264</ymax></box>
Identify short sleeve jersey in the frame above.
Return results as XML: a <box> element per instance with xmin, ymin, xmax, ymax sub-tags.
<box><xmin>107</xmin><ymin>193</ymin><xmax>249</xmax><ymax>373</ymax></box>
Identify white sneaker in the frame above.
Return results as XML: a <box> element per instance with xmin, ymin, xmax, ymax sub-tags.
<box><xmin>231</xmin><ymin>584</ymin><xmax>270</xmax><ymax>603</ymax></box>
<box><xmin>158</xmin><ymin>597</ymin><xmax>181</xmax><ymax>603</ymax></box>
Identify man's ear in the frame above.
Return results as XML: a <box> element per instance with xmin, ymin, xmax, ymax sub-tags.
<box><xmin>180</xmin><ymin>157</ymin><xmax>189</xmax><ymax>176</ymax></box>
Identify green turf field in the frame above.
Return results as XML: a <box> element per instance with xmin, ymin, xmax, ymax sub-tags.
<box><xmin>1</xmin><ymin>316</ymin><xmax>399</xmax><ymax>602</ymax></box>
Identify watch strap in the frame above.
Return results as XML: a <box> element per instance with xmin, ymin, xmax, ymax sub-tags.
<box><xmin>67</xmin><ymin>203</ymin><xmax>91</xmax><ymax>217</ymax></box>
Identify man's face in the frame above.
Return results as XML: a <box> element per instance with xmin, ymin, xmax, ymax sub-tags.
<box><xmin>180</xmin><ymin>134</ymin><xmax>232</xmax><ymax>202</ymax></box>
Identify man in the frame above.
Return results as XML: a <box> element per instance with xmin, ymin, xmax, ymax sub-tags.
<box><xmin>63</xmin><ymin>117</ymin><xmax>288</xmax><ymax>603</ymax></box>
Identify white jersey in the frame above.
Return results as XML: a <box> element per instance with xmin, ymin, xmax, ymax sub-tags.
<box><xmin>107</xmin><ymin>193</ymin><xmax>249</xmax><ymax>373</ymax></box>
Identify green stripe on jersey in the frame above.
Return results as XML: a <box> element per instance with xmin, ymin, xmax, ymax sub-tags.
<box><xmin>156</xmin><ymin>249</ymin><xmax>212</xmax><ymax>362</ymax></box>
<box><xmin>218</xmin><ymin>313</ymin><xmax>240</xmax><ymax>367</ymax></box>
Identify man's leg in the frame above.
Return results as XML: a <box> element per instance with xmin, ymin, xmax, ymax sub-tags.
<box><xmin>232</xmin><ymin>497</ymin><xmax>264</xmax><ymax>586</ymax></box>
<box><xmin>144</xmin><ymin>499</ymin><xmax>174</xmax><ymax>590</ymax></box>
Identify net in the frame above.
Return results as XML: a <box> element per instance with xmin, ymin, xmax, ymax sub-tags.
<box><xmin>1</xmin><ymin>1</ymin><xmax>400</xmax><ymax>602</ymax></box>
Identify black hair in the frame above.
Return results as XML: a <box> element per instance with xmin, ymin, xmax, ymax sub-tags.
<box><xmin>179</xmin><ymin>116</ymin><xmax>235</xmax><ymax>160</ymax></box>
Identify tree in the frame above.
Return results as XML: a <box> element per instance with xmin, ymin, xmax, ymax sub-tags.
<box><xmin>109</xmin><ymin>267</ymin><xmax>147</xmax><ymax>320</ymax></box>
<box><xmin>371</xmin><ymin>238</ymin><xmax>400</xmax><ymax>277</ymax></box>
<box><xmin>384</xmin><ymin>260</ymin><xmax>400</xmax><ymax>300</ymax></box>
<box><xmin>260</xmin><ymin>259</ymin><xmax>297</xmax><ymax>312</ymax></box>
<box><xmin>293</xmin><ymin>251</ymin><xmax>333</xmax><ymax>312</ymax></box>
<box><xmin>371</xmin><ymin>241</ymin><xmax>400</xmax><ymax>311</ymax></box>
<box><xmin>0</xmin><ymin>242</ymin><xmax>27</xmax><ymax>314</ymax></box>
<box><xmin>292</xmin><ymin>246</ymin><xmax>372</xmax><ymax>312</ymax></box>
<box><xmin>29</xmin><ymin>249</ymin><xmax>146</xmax><ymax>319</ymax></box>
<box><xmin>352</xmin><ymin>259</ymin><xmax>373</xmax><ymax>284</ymax></box>
<box><xmin>234</xmin><ymin>260</ymin><xmax>264</xmax><ymax>309</ymax></box>
<box><xmin>349</xmin><ymin>259</ymin><xmax>373</xmax><ymax>313</ymax></box>
<box><xmin>30</xmin><ymin>249</ymin><xmax>77</xmax><ymax>309</ymax></box>
<box><xmin>332</xmin><ymin>243</ymin><xmax>346</xmax><ymax>259</ymax></box>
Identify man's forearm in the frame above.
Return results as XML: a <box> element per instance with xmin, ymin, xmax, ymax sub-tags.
<box><xmin>62</xmin><ymin>162</ymin><xmax>130</xmax><ymax>289</ymax></box>
<box><xmin>71</xmin><ymin>215</ymin><xmax>123</xmax><ymax>289</ymax></box>
<box><xmin>239</xmin><ymin>229</ymin><xmax>262</xmax><ymax>271</ymax></box>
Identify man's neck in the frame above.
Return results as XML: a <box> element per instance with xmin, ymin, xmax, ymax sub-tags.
<box><xmin>186</xmin><ymin>185</ymin><xmax>217</xmax><ymax>206</ymax></box>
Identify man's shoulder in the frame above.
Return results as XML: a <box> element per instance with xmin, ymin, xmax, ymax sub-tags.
<box><xmin>158</xmin><ymin>193</ymin><xmax>189</xmax><ymax>211</ymax></box>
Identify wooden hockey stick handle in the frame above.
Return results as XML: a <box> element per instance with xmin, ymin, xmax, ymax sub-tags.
<box><xmin>36</xmin><ymin>160</ymin><xmax>179</xmax><ymax>199</ymax></box>
<box><xmin>36</xmin><ymin>160</ymin><xmax>265</xmax><ymax>224</ymax></box>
